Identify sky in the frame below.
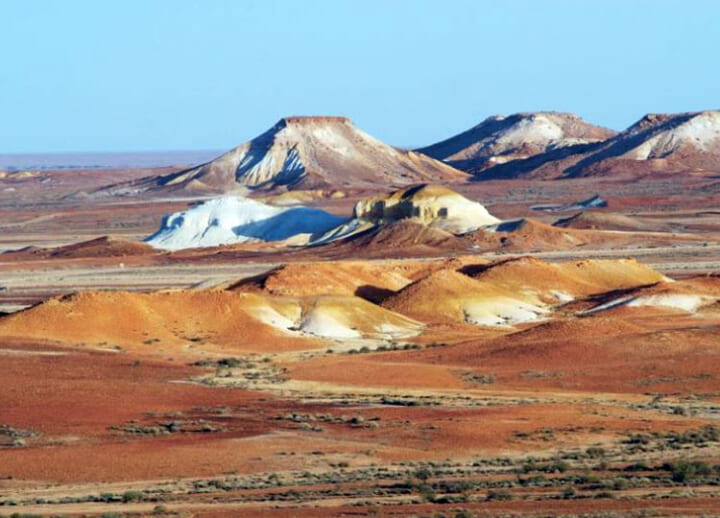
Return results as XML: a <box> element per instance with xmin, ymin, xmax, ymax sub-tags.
<box><xmin>2</xmin><ymin>0</ymin><xmax>719</xmax><ymax>153</ymax></box>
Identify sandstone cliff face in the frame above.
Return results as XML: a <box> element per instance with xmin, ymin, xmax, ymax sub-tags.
<box><xmin>353</xmin><ymin>184</ymin><xmax>499</xmax><ymax>233</ymax></box>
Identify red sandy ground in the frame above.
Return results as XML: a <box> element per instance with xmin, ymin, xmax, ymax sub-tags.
<box><xmin>0</xmin><ymin>336</ymin><xmax>713</xmax><ymax>485</ymax></box>
<box><xmin>3</xmin><ymin>173</ymin><xmax>720</xmax><ymax>515</ymax></box>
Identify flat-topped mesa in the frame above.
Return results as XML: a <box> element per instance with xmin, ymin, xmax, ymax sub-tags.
<box><xmin>97</xmin><ymin>117</ymin><xmax>467</xmax><ymax>196</ymax></box>
<box><xmin>628</xmin><ymin>113</ymin><xmax>677</xmax><ymax>131</ymax></box>
<box><xmin>280</xmin><ymin>116</ymin><xmax>351</xmax><ymax>125</ymax></box>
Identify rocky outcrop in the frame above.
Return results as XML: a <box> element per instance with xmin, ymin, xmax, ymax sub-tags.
<box><xmin>353</xmin><ymin>184</ymin><xmax>499</xmax><ymax>233</ymax></box>
<box><xmin>416</xmin><ymin>112</ymin><xmax>615</xmax><ymax>172</ymax></box>
<box><xmin>99</xmin><ymin>117</ymin><xmax>468</xmax><ymax>196</ymax></box>
<box><xmin>479</xmin><ymin>110</ymin><xmax>720</xmax><ymax>179</ymax></box>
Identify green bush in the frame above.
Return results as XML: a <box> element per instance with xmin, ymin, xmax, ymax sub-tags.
<box><xmin>121</xmin><ymin>490</ymin><xmax>144</xmax><ymax>502</ymax></box>
<box><xmin>662</xmin><ymin>460</ymin><xmax>712</xmax><ymax>483</ymax></box>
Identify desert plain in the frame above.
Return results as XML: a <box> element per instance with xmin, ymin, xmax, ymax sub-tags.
<box><xmin>3</xmin><ymin>112</ymin><xmax>720</xmax><ymax>517</ymax></box>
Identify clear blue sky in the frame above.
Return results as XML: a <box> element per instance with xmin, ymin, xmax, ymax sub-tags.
<box><xmin>2</xmin><ymin>0</ymin><xmax>718</xmax><ymax>153</ymax></box>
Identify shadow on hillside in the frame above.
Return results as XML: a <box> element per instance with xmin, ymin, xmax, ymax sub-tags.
<box><xmin>354</xmin><ymin>285</ymin><xmax>397</xmax><ymax>304</ymax></box>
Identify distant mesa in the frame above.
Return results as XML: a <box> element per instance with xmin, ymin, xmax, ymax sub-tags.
<box><xmin>99</xmin><ymin>116</ymin><xmax>468</xmax><ymax>196</ymax></box>
<box><xmin>73</xmin><ymin>110</ymin><xmax>720</xmax><ymax>196</ymax></box>
<box><xmin>477</xmin><ymin>110</ymin><xmax>720</xmax><ymax>180</ymax></box>
<box><xmin>416</xmin><ymin>112</ymin><xmax>615</xmax><ymax>173</ymax></box>
<box><xmin>281</xmin><ymin>115</ymin><xmax>350</xmax><ymax>124</ymax></box>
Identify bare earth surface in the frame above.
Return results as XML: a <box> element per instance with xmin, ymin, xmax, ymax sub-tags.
<box><xmin>2</xmin><ymin>167</ymin><xmax>720</xmax><ymax>517</ymax></box>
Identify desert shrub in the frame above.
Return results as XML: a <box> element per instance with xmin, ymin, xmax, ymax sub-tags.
<box><xmin>486</xmin><ymin>489</ymin><xmax>512</xmax><ymax>501</ymax></box>
<box><xmin>414</xmin><ymin>467</ymin><xmax>432</xmax><ymax>481</ymax></box>
<box><xmin>416</xmin><ymin>483</ymin><xmax>436</xmax><ymax>502</ymax></box>
<box><xmin>624</xmin><ymin>462</ymin><xmax>650</xmax><ymax>472</ymax></box>
<box><xmin>668</xmin><ymin>425</ymin><xmax>720</xmax><ymax>446</ymax></box>
<box><xmin>625</xmin><ymin>434</ymin><xmax>651</xmax><ymax>445</ymax></box>
<box><xmin>612</xmin><ymin>477</ymin><xmax>629</xmax><ymax>490</ymax></box>
<box><xmin>437</xmin><ymin>480</ymin><xmax>473</xmax><ymax>494</ymax></box>
<box><xmin>217</xmin><ymin>357</ymin><xmax>241</xmax><ymax>368</ymax></box>
<box><xmin>585</xmin><ymin>446</ymin><xmax>605</xmax><ymax>458</ymax></box>
<box><xmin>121</xmin><ymin>490</ymin><xmax>144</xmax><ymax>502</ymax></box>
<box><xmin>661</xmin><ymin>460</ymin><xmax>712</xmax><ymax>483</ymax></box>
<box><xmin>522</xmin><ymin>459</ymin><xmax>568</xmax><ymax>473</ymax></box>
